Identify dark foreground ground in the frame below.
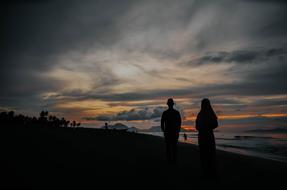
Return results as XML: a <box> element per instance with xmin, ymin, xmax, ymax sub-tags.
<box><xmin>1</xmin><ymin>126</ymin><xmax>287</xmax><ymax>189</ymax></box>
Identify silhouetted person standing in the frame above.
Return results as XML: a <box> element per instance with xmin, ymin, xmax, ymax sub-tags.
<box><xmin>161</xmin><ymin>98</ymin><xmax>181</xmax><ymax>164</ymax></box>
<box><xmin>196</xmin><ymin>98</ymin><xmax>218</xmax><ymax>179</ymax></box>
<box><xmin>183</xmin><ymin>133</ymin><xmax>187</xmax><ymax>141</ymax></box>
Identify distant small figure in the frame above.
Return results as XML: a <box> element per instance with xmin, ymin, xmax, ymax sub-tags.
<box><xmin>161</xmin><ymin>98</ymin><xmax>182</xmax><ymax>164</ymax></box>
<box><xmin>196</xmin><ymin>98</ymin><xmax>218</xmax><ymax>179</ymax></box>
<box><xmin>183</xmin><ymin>133</ymin><xmax>187</xmax><ymax>141</ymax></box>
<box><xmin>105</xmin><ymin>122</ymin><xmax>108</xmax><ymax>130</ymax></box>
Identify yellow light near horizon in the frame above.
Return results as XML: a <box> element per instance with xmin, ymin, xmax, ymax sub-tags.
<box><xmin>219</xmin><ymin>113</ymin><xmax>287</xmax><ymax>119</ymax></box>
<box><xmin>184</xmin><ymin>113</ymin><xmax>287</xmax><ymax>121</ymax></box>
<box><xmin>181</xmin><ymin>126</ymin><xmax>196</xmax><ymax>132</ymax></box>
<box><xmin>55</xmin><ymin>100</ymin><xmax>131</xmax><ymax>115</ymax></box>
<box><xmin>260</xmin><ymin>113</ymin><xmax>287</xmax><ymax>117</ymax></box>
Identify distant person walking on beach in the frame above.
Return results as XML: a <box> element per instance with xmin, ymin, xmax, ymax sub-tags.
<box><xmin>183</xmin><ymin>133</ymin><xmax>187</xmax><ymax>141</ymax></box>
<box><xmin>161</xmin><ymin>98</ymin><xmax>182</xmax><ymax>164</ymax></box>
<box><xmin>196</xmin><ymin>98</ymin><xmax>218</xmax><ymax>179</ymax></box>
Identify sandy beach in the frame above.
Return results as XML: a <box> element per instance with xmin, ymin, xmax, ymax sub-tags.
<box><xmin>1</xmin><ymin>126</ymin><xmax>287</xmax><ymax>188</ymax></box>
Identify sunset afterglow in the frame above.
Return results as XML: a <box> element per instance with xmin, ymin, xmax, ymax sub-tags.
<box><xmin>1</xmin><ymin>0</ymin><xmax>287</xmax><ymax>132</ymax></box>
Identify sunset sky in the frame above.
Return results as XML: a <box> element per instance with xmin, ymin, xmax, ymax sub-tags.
<box><xmin>1</xmin><ymin>0</ymin><xmax>287</xmax><ymax>131</ymax></box>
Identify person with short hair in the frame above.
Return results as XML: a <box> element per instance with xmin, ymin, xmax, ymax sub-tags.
<box><xmin>161</xmin><ymin>98</ymin><xmax>182</xmax><ymax>164</ymax></box>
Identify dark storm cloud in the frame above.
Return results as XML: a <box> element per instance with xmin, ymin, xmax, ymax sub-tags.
<box><xmin>0</xmin><ymin>0</ymin><xmax>134</xmax><ymax>110</ymax></box>
<box><xmin>55</xmin><ymin>88</ymin><xmax>194</xmax><ymax>102</ymax></box>
<box><xmin>49</xmin><ymin>54</ymin><xmax>287</xmax><ymax>103</ymax></box>
<box><xmin>0</xmin><ymin>0</ymin><xmax>131</xmax><ymax>72</ymax></box>
<box><xmin>1</xmin><ymin>0</ymin><xmax>287</xmax><ymax>116</ymax></box>
<box><xmin>56</xmin><ymin>53</ymin><xmax>287</xmax><ymax>102</ymax></box>
<box><xmin>1</xmin><ymin>0</ymin><xmax>132</xmax><ymax>56</ymax></box>
<box><xmin>0</xmin><ymin>68</ymin><xmax>65</xmax><ymax>110</ymax></box>
<box><xmin>240</xmin><ymin>0</ymin><xmax>287</xmax><ymax>3</ymax></box>
<box><xmin>83</xmin><ymin>106</ymin><xmax>165</xmax><ymax>121</ymax></box>
<box><xmin>210</xmin><ymin>59</ymin><xmax>287</xmax><ymax>96</ymax></box>
<box><xmin>240</xmin><ymin>1</ymin><xmax>287</xmax><ymax>45</ymax></box>
<box><xmin>251</xmin><ymin>99</ymin><xmax>287</xmax><ymax>107</ymax></box>
<box><xmin>1</xmin><ymin>0</ymin><xmax>129</xmax><ymax>55</ymax></box>
<box><xmin>185</xmin><ymin>46</ymin><xmax>287</xmax><ymax>65</ymax></box>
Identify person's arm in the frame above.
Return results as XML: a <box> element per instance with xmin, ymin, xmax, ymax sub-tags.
<box><xmin>177</xmin><ymin>112</ymin><xmax>182</xmax><ymax>132</ymax></box>
<box><xmin>161</xmin><ymin>112</ymin><xmax>165</xmax><ymax>132</ymax></box>
<box><xmin>195</xmin><ymin>115</ymin><xmax>200</xmax><ymax>131</ymax></box>
<box><xmin>212</xmin><ymin>118</ymin><xmax>218</xmax><ymax>129</ymax></box>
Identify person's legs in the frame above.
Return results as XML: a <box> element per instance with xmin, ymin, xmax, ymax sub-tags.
<box><xmin>199</xmin><ymin>145</ymin><xmax>209</xmax><ymax>178</ymax></box>
<box><xmin>172</xmin><ymin>142</ymin><xmax>177</xmax><ymax>164</ymax></box>
<box><xmin>165</xmin><ymin>134</ymin><xmax>179</xmax><ymax>164</ymax></box>
<box><xmin>202</xmin><ymin>148</ymin><xmax>218</xmax><ymax>179</ymax></box>
<box><xmin>172</xmin><ymin>135</ymin><xmax>179</xmax><ymax>164</ymax></box>
<box><xmin>165</xmin><ymin>138</ymin><xmax>172</xmax><ymax>163</ymax></box>
<box><xmin>209</xmin><ymin>149</ymin><xmax>218</xmax><ymax>178</ymax></box>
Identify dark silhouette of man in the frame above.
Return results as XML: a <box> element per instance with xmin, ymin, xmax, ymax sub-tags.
<box><xmin>161</xmin><ymin>98</ymin><xmax>182</xmax><ymax>164</ymax></box>
<box><xmin>183</xmin><ymin>133</ymin><xmax>187</xmax><ymax>141</ymax></box>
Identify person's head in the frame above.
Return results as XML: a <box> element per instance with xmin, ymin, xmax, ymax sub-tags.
<box><xmin>201</xmin><ymin>98</ymin><xmax>211</xmax><ymax>110</ymax></box>
<box><xmin>167</xmin><ymin>98</ymin><xmax>174</xmax><ymax>109</ymax></box>
<box><xmin>200</xmin><ymin>98</ymin><xmax>217</xmax><ymax>118</ymax></box>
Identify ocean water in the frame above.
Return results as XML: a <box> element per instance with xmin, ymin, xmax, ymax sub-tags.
<box><xmin>141</xmin><ymin>131</ymin><xmax>287</xmax><ymax>163</ymax></box>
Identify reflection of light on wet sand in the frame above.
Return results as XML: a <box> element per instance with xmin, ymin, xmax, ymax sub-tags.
<box><xmin>216</xmin><ymin>145</ymin><xmax>287</xmax><ymax>163</ymax></box>
<box><xmin>217</xmin><ymin>146</ymin><xmax>250</xmax><ymax>156</ymax></box>
<box><xmin>179</xmin><ymin>138</ymin><xmax>194</xmax><ymax>144</ymax></box>
<box><xmin>178</xmin><ymin>132</ymin><xmax>287</xmax><ymax>163</ymax></box>
<box><xmin>178</xmin><ymin>132</ymin><xmax>197</xmax><ymax>144</ymax></box>
<box><xmin>141</xmin><ymin>131</ymin><xmax>287</xmax><ymax>163</ymax></box>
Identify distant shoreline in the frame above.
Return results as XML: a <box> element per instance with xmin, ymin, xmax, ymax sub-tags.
<box><xmin>140</xmin><ymin>131</ymin><xmax>287</xmax><ymax>164</ymax></box>
<box><xmin>245</xmin><ymin>127</ymin><xmax>287</xmax><ymax>133</ymax></box>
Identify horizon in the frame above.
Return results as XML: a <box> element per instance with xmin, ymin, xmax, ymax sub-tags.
<box><xmin>1</xmin><ymin>0</ymin><xmax>287</xmax><ymax>132</ymax></box>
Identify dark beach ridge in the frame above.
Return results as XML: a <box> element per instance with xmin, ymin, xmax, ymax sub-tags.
<box><xmin>1</xmin><ymin>126</ymin><xmax>286</xmax><ymax>188</ymax></box>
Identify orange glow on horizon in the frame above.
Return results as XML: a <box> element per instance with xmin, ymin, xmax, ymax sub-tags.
<box><xmin>181</xmin><ymin>126</ymin><xmax>196</xmax><ymax>132</ymax></box>
<box><xmin>184</xmin><ymin>113</ymin><xmax>287</xmax><ymax>121</ymax></box>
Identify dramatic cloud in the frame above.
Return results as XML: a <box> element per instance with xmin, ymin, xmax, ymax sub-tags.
<box><xmin>84</xmin><ymin>106</ymin><xmax>165</xmax><ymax>121</ymax></box>
<box><xmin>187</xmin><ymin>46</ymin><xmax>287</xmax><ymax>65</ymax></box>
<box><xmin>1</xmin><ymin>0</ymin><xmax>287</xmax><ymax>130</ymax></box>
<box><xmin>84</xmin><ymin>107</ymin><xmax>165</xmax><ymax>121</ymax></box>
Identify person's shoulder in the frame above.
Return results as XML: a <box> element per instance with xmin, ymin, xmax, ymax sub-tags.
<box><xmin>173</xmin><ymin>109</ymin><xmax>180</xmax><ymax>114</ymax></box>
<box><xmin>162</xmin><ymin>109</ymin><xmax>168</xmax><ymax>115</ymax></box>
